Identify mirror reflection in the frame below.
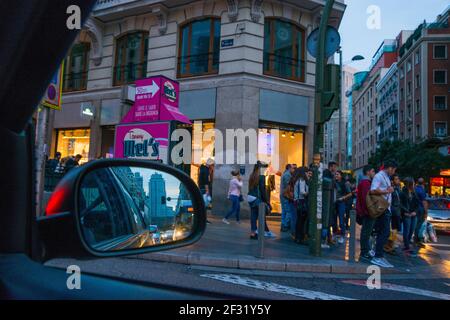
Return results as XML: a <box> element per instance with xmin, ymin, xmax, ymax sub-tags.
<box><xmin>78</xmin><ymin>166</ymin><xmax>195</xmax><ymax>252</ymax></box>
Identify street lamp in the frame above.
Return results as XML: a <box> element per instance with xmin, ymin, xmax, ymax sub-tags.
<box><xmin>337</xmin><ymin>52</ymin><xmax>365</xmax><ymax>168</ymax></box>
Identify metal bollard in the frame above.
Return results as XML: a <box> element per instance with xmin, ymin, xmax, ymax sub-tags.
<box><xmin>257</xmin><ymin>202</ymin><xmax>265</xmax><ymax>259</ymax></box>
<box><xmin>349</xmin><ymin>209</ymin><xmax>357</xmax><ymax>262</ymax></box>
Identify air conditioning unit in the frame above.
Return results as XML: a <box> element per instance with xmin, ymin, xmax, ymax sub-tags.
<box><xmin>121</xmin><ymin>85</ymin><xmax>136</xmax><ymax>104</ymax></box>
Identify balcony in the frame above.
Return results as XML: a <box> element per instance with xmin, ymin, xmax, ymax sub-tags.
<box><xmin>94</xmin><ymin>0</ymin><xmax>140</xmax><ymax>11</ymax></box>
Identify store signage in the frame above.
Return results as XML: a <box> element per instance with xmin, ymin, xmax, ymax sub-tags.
<box><xmin>221</xmin><ymin>39</ymin><xmax>234</xmax><ymax>48</ymax></box>
<box><xmin>121</xmin><ymin>76</ymin><xmax>180</xmax><ymax>124</ymax></box>
<box><xmin>81</xmin><ymin>103</ymin><xmax>94</xmax><ymax>117</ymax></box>
<box><xmin>42</xmin><ymin>62</ymin><xmax>64</xmax><ymax>110</ymax></box>
<box><xmin>438</xmin><ymin>145</ymin><xmax>450</xmax><ymax>157</ymax></box>
<box><xmin>440</xmin><ymin>169</ymin><xmax>450</xmax><ymax>177</ymax></box>
<box><xmin>114</xmin><ymin>122</ymin><xmax>170</xmax><ymax>163</ymax></box>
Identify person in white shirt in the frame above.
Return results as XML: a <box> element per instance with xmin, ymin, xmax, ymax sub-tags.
<box><xmin>369</xmin><ymin>160</ymin><xmax>398</xmax><ymax>268</ymax></box>
<box><xmin>223</xmin><ymin>170</ymin><xmax>243</xmax><ymax>224</ymax></box>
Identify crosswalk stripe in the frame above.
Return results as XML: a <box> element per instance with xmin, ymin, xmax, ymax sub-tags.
<box><xmin>342</xmin><ymin>280</ymin><xmax>450</xmax><ymax>300</ymax></box>
<box><xmin>200</xmin><ymin>274</ymin><xmax>354</xmax><ymax>300</ymax></box>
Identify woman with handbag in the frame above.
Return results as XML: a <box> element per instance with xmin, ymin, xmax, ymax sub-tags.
<box><xmin>223</xmin><ymin>170</ymin><xmax>243</xmax><ymax>224</ymax></box>
<box><xmin>248</xmin><ymin>162</ymin><xmax>274</xmax><ymax>240</ymax></box>
<box><xmin>400</xmin><ymin>177</ymin><xmax>420</xmax><ymax>256</ymax></box>
<box><xmin>293</xmin><ymin>168</ymin><xmax>309</xmax><ymax>244</ymax></box>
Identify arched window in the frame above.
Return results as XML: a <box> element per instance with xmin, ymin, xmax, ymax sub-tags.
<box><xmin>63</xmin><ymin>42</ymin><xmax>90</xmax><ymax>92</ymax></box>
<box><xmin>114</xmin><ymin>32</ymin><xmax>148</xmax><ymax>86</ymax></box>
<box><xmin>263</xmin><ymin>19</ymin><xmax>305</xmax><ymax>82</ymax></box>
<box><xmin>178</xmin><ymin>18</ymin><xmax>221</xmax><ymax>78</ymax></box>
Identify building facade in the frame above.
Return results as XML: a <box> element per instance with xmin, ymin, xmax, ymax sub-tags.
<box><xmin>47</xmin><ymin>0</ymin><xmax>346</xmax><ymax>216</ymax></box>
<box><xmin>376</xmin><ymin>62</ymin><xmax>399</xmax><ymax>145</ymax></box>
<box><xmin>324</xmin><ymin>65</ymin><xmax>357</xmax><ymax>169</ymax></box>
<box><xmin>398</xmin><ymin>7</ymin><xmax>450</xmax><ymax>142</ymax></box>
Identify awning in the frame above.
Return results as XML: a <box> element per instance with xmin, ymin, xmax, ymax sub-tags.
<box><xmin>159</xmin><ymin>104</ymin><xmax>191</xmax><ymax>124</ymax></box>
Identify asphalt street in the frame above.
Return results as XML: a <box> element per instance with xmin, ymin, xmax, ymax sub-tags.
<box><xmin>46</xmin><ymin>233</ymin><xmax>450</xmax><ymax>300</ymax></box>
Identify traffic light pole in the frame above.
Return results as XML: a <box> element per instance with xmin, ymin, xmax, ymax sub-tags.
<box><xmin>308</xmin><ymin>0</ymin><xmax>335</xmax><ymax>256</ymax></box>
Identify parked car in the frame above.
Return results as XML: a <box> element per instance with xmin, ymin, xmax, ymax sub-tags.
<box><xmin>426</xmin><ymin>198</ymin><xmax>450</xmax><ymax>233</ymax></box>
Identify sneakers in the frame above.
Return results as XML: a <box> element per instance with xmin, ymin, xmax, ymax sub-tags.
<box><xmin>250</xmin><ymin>234</ymin><xmax>258</xmax><ymax>240</ymax></box>
<box><xmin>222</xmin><ymin>218</ymin><xmax>230</xmax><ymax>225</ymax></box>
<box><xmin>265</xmin><ymin>231</ymin><xmax>276</xmax><ymax>238</ymax></box>
<box><xmin>371</xmin><ymin>257</ymin><xmax>394</xmax><ymax>268</ymax></box>
<box><xmin>359</xmin><ymin>253</ymin><xmax>372</xmax><ymax>263</ymax></box>
<box><xmin>338</xmin><ymin>236</ymin><xmax>345</xmax><ymax>244</ymax></box>
<box><xmin>321</xmin><ymin>243</ymin><xmax>330</xmax><ymax>249</ymax></box>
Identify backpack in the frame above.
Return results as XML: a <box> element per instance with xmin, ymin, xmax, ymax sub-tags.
<box><xmin>366</xmin><ymin>193</ymin><xmax>389</xmax><ymax>218</ymax></box>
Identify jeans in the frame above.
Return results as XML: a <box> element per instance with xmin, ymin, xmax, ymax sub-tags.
<box><xmin>336</xmin><ymin>201</ymin><xmax>347</xmax><ymax>235</ymax></box>
<box><xmin>225</xmin><ymin>195</ymin><xmax>240</xmax><ymax>221</ymax></box>
<box><xmin>250</xmin><ymin>205</ymin><xmax>270</xmax><ymax>233</ymax></box>
<box><xmin>360</xmin><ymin>215</ymin><xmax>376</xmax><ymax>256</ymax></box>
<box><xmin>289</xmin><ymin>202</ymin><xmax>297</xmax><ymax>235</ymax></box>
<box><xmin>375</xmin><ymin>210</ymin><xmax>392</xmax><ymax>258</ymax></box>
<box><xmin>295</xmin><ymin>200</ymin><xmax>308</xmax><ymax>241</ymax></box>
<box><xmin>414</xmin><ymin>207</ymin><xmax>425</xmax><ymax>242</ymax></box>
<box><xmin>280</xmin><ymin>196</ymin><xmax>291</xmax><ymax>228</ymax></box>
<box><xmin>402</xmin><ymin>215</ymin><xmax>417</xmax><ymax>250</ymax></box>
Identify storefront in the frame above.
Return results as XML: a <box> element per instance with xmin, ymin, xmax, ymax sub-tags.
<box><xmin>257</xmin><ymin>123</ymin><xmax>305</xmax><ymax>214</ymax></box>
<box><xmin>55</xmin><ymin>128</ymin><xmax>90</xmax><ymax>164</ymax></box>
<box><xmin>430</xmin><ymin>169</ymin><xmax>450</xmax><ymax>197</ymax></box>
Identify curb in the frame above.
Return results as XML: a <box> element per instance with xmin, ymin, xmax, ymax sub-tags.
<box><xmin>131</xmin><ymin>251</ymin><xmax>407</xmax><ymax>275</ymax></box>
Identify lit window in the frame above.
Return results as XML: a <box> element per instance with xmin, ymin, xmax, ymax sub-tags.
<box><xmin>434</xmin><ymin>122</ymin><xmax>448</xmax><ymax>137</ymax></box>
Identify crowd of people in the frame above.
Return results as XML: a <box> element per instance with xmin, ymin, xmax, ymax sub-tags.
<box><xmin>356</xmin><ymin>161</ymin><xmax>429</xmax><ymax>268</ymax></box>
<box><xmin>45</xmin><ymin>152</ymin><xmax>83</xmax><ymax>174</ymax></box>
<box><xmin>219</xmin><ymin>158</ymin><xmax>430</xmax><ymax>268</ymax></box>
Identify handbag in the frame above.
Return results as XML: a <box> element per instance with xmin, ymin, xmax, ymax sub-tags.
<box><xmin>239</xmin><ymin>194</ymin><xmax>244</xmax><ymax>202</ymax></box>
<box><xmin>366</xmin><ymin>193</ymin><xmax>389</xmax><ymax>218</ymax></box>
<box><xmin>283</xmin><ymin>184</ymin><xmax>294</xmax><ymax>201</ymax></box>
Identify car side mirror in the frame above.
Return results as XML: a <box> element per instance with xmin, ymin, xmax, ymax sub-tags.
<box><xmin>37</xmin><ymin>159</ymin><xmax>206</xmax><ymax>260</ymax></box>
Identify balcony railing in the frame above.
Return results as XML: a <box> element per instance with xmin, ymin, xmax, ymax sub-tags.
<box><xmin>113</xmin><ymin>62</ymin><xmax>147</xmax><ymax>86</ymax></box>
<box><xmin>94</xmin><ymin>0</ymin><xmax>139</xmax><ymax>11</ymax></box>
<box><xmin>63</xmin><ymin>71</ymin><xmax>88</xmax><ymax>92</ymax></box>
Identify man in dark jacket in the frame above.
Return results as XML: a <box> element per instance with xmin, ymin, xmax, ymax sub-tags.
<box><xmin>357</xmin><ymin>165</ymin><xmax>376</xmax><ymax>262</ymax></box>
<box><xmin>384</xmin><ymin>174</ymin><xmax>402</xmax><ymax>254</ymax></box>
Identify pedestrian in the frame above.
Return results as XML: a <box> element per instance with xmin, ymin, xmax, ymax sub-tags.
<box><xmin>344</xmin><ymin>175</ymin><xmax>354</xmax><ymax>230</ymax></box>
<box><xmin>46</xmin><ymin>152</ymin><xmax>61</xmax><ymax>172</ymax></box>
<box><xmin>293</xmin><ymin>167</ymin><xmax>309</xmax><ymax>244</ymax></box>
<box><xmin>280</xmin><ymin>164</ymin><xmax>294</xmax><ymax>232</ymax></box>
<box><xmin>248</xmin><ymin>162</ymin><xmax>274</xmax><ymax>240</ymax></box>
<box><xmin>198</xmin><ymin>158</ymin><xmax>214</xmax><ymax>224</ymax></box>
<box><xmin>400</xmin><ymin>177</ymin><xmax>420</xmax><ymax>257</ymax></box>
<box><xmin>414</xmin><ymin>177</ymin><xmax>428</xmax><ymax>247</ymax></box>
<box><xmin>223</xmin><ymin>170</ymin><xmax>243</xmax><ymax>224</ymax></box>
<box><xmin>384</xmin><ymin>174</ymin><xmax>402</xmax><ymax>254</ymax></box>
<box><xmin>323</xmin><ymin>161</ymin><xmax>338</xmax><ymax>246</ymax></box>
<box><xmin>335</xmin><ymin>170</ymin><xmax>353</xmax><ymax>244</ymax></box>
<box><xmin>357</xmin><ymin>165</ymin><xmax>376</xmax><ymax>262</ymax></box>
<box><xmin>65</xmin><ymin>154</ymin><xmax>82</xmax><ymax>171</ymax></box>
<box><xmin>369</xmin><ymin>160</ymin><xmax>398</xmax><ymax>268</ymax></box>
<box><xmin>54</xmin><ymin>156</ymin><xmax>69</xmax><ymax>174</ymax></box>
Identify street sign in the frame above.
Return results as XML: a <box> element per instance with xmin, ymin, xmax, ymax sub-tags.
<box><xmin>307</xmin><ymin>26</ymin><xmax>341</xmax><ymax>58</ymax></box>
<box><xmin>221</xmin><ymin>39</ymin><xmax>234</xmax><ymax>48</ymax></box>
<box><xmin>42</xmin><ymin>62</ymin><xmax>64</xmax><ymax>110</ymax></box>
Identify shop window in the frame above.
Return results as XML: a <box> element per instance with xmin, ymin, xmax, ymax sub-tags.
<box><xmin>178</xmin><ymin>18</ymin><xmax>221</xmax><ymax>78</ymax></box>
<box><xmin>434</xmin><ymin>96</ymin><xmax>447</xmax><ymax>110</ymax></box>
<box><xmin>63</xmin><ymin>42</ymin><xmax>90</xmax><ymax>92</ymax></box>
<box><xmin>433</xmin><ymin>44</ymin><xmax>447</xmax><ymax>59</ymax></box>
<box><xmin>189</xmin><ymin>122</ymin><xmax>216</xmax><ymax>186</ymax></box>
<box><xmin>55</xmin><ymin>129</ymin><xmax>90</xmax><ymax>164</ymax></box>
<box><xmin>114</xmin><ymin>32</ymin><xmax>148</xmax><ymax>86</ymax></box>
<box><xmin>264</xmin><ymin>19</ymin><xmax>306</xmax><ymax>82</ymax></box>
<box><xmin>257</xmin><ymin>126</ymin><xmax>304</xmax><ymax>214</ymax></box>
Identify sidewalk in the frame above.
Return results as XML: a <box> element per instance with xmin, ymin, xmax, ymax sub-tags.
<box><xmin>135</xmin><ymin>214</ymin><xmax>448</xmax><ymax>275</ymax></box>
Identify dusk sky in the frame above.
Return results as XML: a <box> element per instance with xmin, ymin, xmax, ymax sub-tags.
<box><xmin>339</xmin><ymin>0</ymin><xmax>450</xmax><ymax>70</ymax></box>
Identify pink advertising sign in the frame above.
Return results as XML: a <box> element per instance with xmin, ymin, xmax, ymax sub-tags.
<box><xmin>121</xmin><ymin>76</ymin><xmax>180</xmax><ymax>124</ymax></box>
<box><xmin>114</xmin><ymin>122</ymin><xmax>170</xmax><ymax>163</ymax></box>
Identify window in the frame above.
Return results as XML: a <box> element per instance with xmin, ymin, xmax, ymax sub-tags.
<box><xmin>416</xmin><ymin>124</ymin><xmax>421</xmax><ymax>138</ymax></box>
<box><xmin>178</xmin><ymin>18</ymin><xmax>220</xmax><ymax>78</ymax></box>
<box><xmin>415</xmin><ymin>99</ymin><xmax>420</xmax><ymax>113</ymax></box>
<box><xmin>407</xmin><ymin>104</ymin><xmax>412</xmax><ymax>118</ymax></box>
<box><xmin>433</xmin><ymin>44</ymin><xmax>447</xmax><ymax>59</ymax></box>
<box><xmin>407</xmin><ymin>81</ymin><xmax>412</xmax><ymax>95</ymax></box>
<box><xmin>407</xmin><ymin>60</ymin><xmax>412</xmax><ymax>72</ymax></box>
<box><xmin>415</xmin><ymin>51</ymin><xmax>420</xmax><ymax>64</ymax></box>
<box><xmin>264</xmin><ymin>19</ymin><xmax>306</xmax><ymax>82</ymax></box>
<box><xmin>434</xmin><ymin>122</ymin><xmax>448</xmax><ymax>137</ymax></box>
<box><xmin>434</xmin><ymin>70</ymin><xmax>447</xmax><ymax>84</ymax></box>
<box><xmin>400</xmin><ymin>88</ymin><xmax>404</xmax><ymax>100</ymax></box>
<box><xmin>114</xmin><ymin>32</ymin><xmax>149</xmax><ymax>86</ymax></box>
<box><xmin>63</xmin><ymin>42</ymin><xmax>90</xmax><ymax>92</ymax></box>
<box><xmin>415</xmin><ymin>74</ymin><xmax>420</xmax><ymax>88</ymax></box>
<box><xmin>434</xmin><ymin>96</ymin><xmax>447</xmax><ymax>110</ymax></box>
<box><xmin>400</xmin><ymin>67</ymin><xmax>404</xmax><ymax>79</ymax></box>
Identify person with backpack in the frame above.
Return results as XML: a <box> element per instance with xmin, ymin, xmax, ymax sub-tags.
<box><xmin>223</xmin><ymin>170</ymin><xmax>243</xmax><ymax>224</ymax></box>
<box><xmin>400</xmin><ymin>177</ymin><xmax>420</xmax><ymax>256</ymax></box>
<box><xmin>357</xmin><ymin>165</ymin><xmax>376</xmax><ymax>262</ymax></box>
<box><xmin>293</xmin><ymin>167</ymin><xmax>309</xmax><ymax>244</ymax></box>
<box><xmin>248</xmin><ymin>162</ymin><xmax>274</xmax><ymax>240</ymax></box>
<box><xmin>368</xmin><ymin>160</ymin><xmax>398</xmax><ymax>268</ymax></box>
